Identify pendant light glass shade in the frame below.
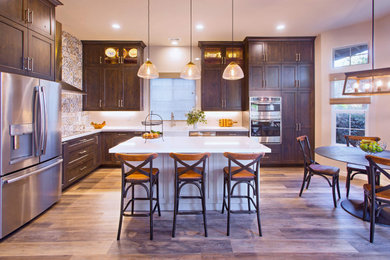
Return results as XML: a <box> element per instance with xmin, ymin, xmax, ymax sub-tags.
<box><xmin>180</xmin><ymin>0</ymin><xmax>200</xmax><ymax>80</ymax></box>
<box><xmin>137</xmin><ymin>60</ymin><xmax>159</xmax><ymax>79</ymax></box>
<box><xmin>180</xmin><ymin>61</ymin><xmax>201</xmax><ymax>80</ymax></box>
<box><xmin>223</xmin><ymin>0</ymin><xmax>244</xmax><ymax>81</ymax></box>
<box><xmin>138</xmin><ymin>0</ymin><xmax>158</xmax><ymax>79</ymax></box>
<box><xmin>222</xmin><ymin>61</ymin><xmax>244</xmax><ymax>80</ymax></box>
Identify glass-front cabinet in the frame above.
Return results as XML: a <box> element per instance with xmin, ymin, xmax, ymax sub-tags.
<box><xmin>201</xmin><ymin>44</ymin><xmax>243</xmax><ymax>66</ymax></box>
<box><xmin>103</xmin><ymin>44</ymin><xmax>141</xmax><ymax>65</ymax></box>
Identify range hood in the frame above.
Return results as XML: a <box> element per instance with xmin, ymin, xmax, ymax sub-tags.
<box><xmin>55</xmin><ymin>21</ymin><xmax>86</xmax><ymax>95</ymax></box>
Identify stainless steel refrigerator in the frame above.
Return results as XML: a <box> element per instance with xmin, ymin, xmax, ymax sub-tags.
<box><xmin>0</xmin><ymin>72</ymin><xmax>62</xmax><ymax>239</ymax></box>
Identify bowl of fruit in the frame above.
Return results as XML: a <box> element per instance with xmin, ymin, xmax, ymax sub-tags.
<box><xmin>358</xmin><ymin>139</ymin><xmax>387</xmax><ymax>154</ymax></box>
<box><xmin>142</xmin><ymin>130</ymin><xmax>162</xmax><ymax>140</ymax></box>
<box><xmin>90</xmin><ymin>121</ymin><xmax>106</xmax><ymax>129</ymax></box>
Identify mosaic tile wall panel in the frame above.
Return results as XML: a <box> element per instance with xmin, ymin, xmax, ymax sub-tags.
<box><xmin>61</xmin><ymin>31</ymin><xmax>89</xmax><ymax>137</ymax></box>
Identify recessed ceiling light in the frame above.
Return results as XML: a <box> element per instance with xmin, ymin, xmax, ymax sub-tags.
<box><xmin>195</xmin><ymin>57</ymin><xmax>200</xmax><ymax>61</ymax></box>
<box><xmin>196</xmin><ymin>24</ymin><xmax>204</xmax><ymax>31</ymax></box>
<box><xmin>112</xmin><ymin>24</ymin><xmax>121</xmax><ymax>29</ymax></box>
<box><xmin>276</xmin><ymin>24</ymin><xmax>285</xmax><ymax>31</ymax></box>
<box><xmin>169</xmin><ymin>38</ymin><xmax>180</xmax><ymax>45</ymax></box>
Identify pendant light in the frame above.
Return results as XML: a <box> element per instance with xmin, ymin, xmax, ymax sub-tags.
<box><xmin>180</xmin><ymin>0</ymin><xmax>201</xmax><ymax>80</ymax></box>
<box><xmin>222</xmin><ymin>0</ymin><xmax>244</xmax><ymax>80</ymax></box>
<box><xmin>137</xmin><ymin>0</ymin><xmax>159</xmax><ymax>79</ymax></box>
<box><xmin>342</xmin><ymin>0</ymin><xmax>390</xmax><ymax>95</ymax></box>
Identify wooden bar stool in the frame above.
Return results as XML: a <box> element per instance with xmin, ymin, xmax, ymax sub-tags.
<box><xmin>344</xmin><ymin>135</ymin><xmax>381</xmax><ymax>198</ymax></box>
<box><xmin>169</xmin><ymin>152</ymin><xmax>210</xmax><ymax>237</ymax></box>
<box><xmin>222</xmin><ymin>152</ymin><xmax>264</xmax><ymax>236</ymax></box>
<box><xmin>116</xmin><ymin>153</ymin><xmax>161</xmax><ymax>240</ymax></box>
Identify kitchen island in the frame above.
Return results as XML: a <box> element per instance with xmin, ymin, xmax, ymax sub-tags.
<box><xmin>109</xmin><ymin>136</ymin><xmax>271</xmax><ymax>210</ymax></box>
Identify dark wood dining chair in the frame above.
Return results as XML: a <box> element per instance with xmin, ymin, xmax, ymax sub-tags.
<box><xmin>344</xmin><ymin>135</ymin><xmax>381</xmax><ymax>198</ymax></box>
<box><xmin>296</xmin><ymin>136</ymin><xmax>341</xmax><ymax>207</ymax></box>
<box><xmin>364</xmin><ymin>155</ymin><xmax>390</xmax><ymax>243</ymax></box>
<box><xmin>115</xmin><ymin>153</ymin><xmax>161</xmax><ymax>240</ymax></box>
<box><xmin>222</xmin><ymin>152</ymin><xmax>264</xmax><ymax>236</ymax></box>
<box><xmin>169</xmin><ymin>152</ymin><xmax>210</xmax><ymax>237</ymax></box>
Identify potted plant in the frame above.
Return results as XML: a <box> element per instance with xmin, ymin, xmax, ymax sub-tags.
<box><xmin>185</xmin><ymin>109</ymin><xmax>207</xmax><ymax>129</ymax></box>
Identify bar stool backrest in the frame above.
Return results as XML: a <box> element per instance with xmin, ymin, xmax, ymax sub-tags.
<box><xmin>115</xmin><ymin>153</ymin><xmax>158</xmax><ymax>179</ymax></box>
<box><xmin>169</xmin><ymin>153</ymin><xmax>210</xmax><ymax>176</ymax></box>
<box><xmin>345</xmin><ymin>135</ymin><xmax>380</xmax><ymax>147</ymax></box>
<box><xmin>223</xmin><ymin>152</ymin><xmax>264</xmax><ymax>177</ymax></box>
<box><xmin>296</xmin><ymin>136</ymin><xmax>314</xmax><ymax>167</ymax></box>
<box><xmin>366</xmin><ymin>155</ymin><xmax>390</xmax><ymax>195</ymax></box>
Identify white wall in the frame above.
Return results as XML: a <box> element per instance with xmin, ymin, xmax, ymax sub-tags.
<box><xmin>315</xmin><ymin>15</ymin><xmax>390</xmax><ymax>169</ymax></box>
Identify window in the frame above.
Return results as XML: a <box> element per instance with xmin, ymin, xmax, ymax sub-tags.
<box><xmin>333</xmin><ymin>44</ymin><xmax>368</xmax><ymax>68</ymax></box>
<box><xmin>150</xmin><ymin>78</ymin><xmax>196</xmax><ymax>120</ymax></box>
<box><xmin>333</xmin><ymin>104</ymin><xmax>368</xmax><ymax>144</ymax></box>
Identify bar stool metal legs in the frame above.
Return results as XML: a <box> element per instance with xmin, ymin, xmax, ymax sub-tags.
<box><xmin>222</xmin><ymin>152</ymin><xmax>264</xmax><ymax>237</ymax></box>
<box><xmin>116</xmin><ymin>153</ymin><xmax>160</xmax><ymax>240</ymax></box>
<box><xmin>170</xmin><ymin>153</ymin><xmax>210</xmax><ymax>237</ymax></box>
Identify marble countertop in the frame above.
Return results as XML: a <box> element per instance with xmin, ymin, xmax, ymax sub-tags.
<box><xmin>109</xmin><ymin>136</ymin><xmax>270</xmax><ymax>154</ymax></box>
<box><xmin>61</xmin><ymin>126</ymin><xmax>249</xmax><ymax>142</ymax></box>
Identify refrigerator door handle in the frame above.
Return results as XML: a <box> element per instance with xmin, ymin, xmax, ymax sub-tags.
<box><xmin>38</xmin><ymin>86</ymin><xmax>45</xmax><ymax>155</ymax></box>
<box><xmin>2</xmin><ymin>159</ymin><xmax>63</xmax><ymax>184</ymax></box>
<box><xmin>41</xmin><ymin>86</ymin><xmax>48</xmax><ymax>155</ymax></box>
<box><xmin>33</xmin><ymin>87</ymin><xmax>41</xmax><ymax>156</ymax></box>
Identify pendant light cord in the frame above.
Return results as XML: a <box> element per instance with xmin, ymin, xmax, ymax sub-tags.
<box><xmin>190</xmin><ymin>0</ymin><xmax>193</xmax><ymax>62</ymax></box>
<box><xmin>372</xmin><ymin>0</ymin><xmax>375</xmax><ymax>70</ymax></box>
<box><xmin>148</xmin><ymin>0</ymin><xmax>150</xmax><ymax>60</ymax></box>
<box><xmin>231</xmin><ymin>0</ymin><xmax>234</xmax><ymax>54</ymax></box>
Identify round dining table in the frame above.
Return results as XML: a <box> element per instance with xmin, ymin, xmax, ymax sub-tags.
<box><xmin>315</xmin><ymin>146</ymin><xmax>390</xmax><ymax>225</ymax></box>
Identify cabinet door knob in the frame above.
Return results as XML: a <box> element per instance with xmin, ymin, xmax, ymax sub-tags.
<box><xmin>24</xmin><ymin>9</ymin><xmax>29</xmax><ymax>23</ymax></box>
<box><xmin>99</xmin><ymin>57</ymin><xmax>102</xmax><ymax>64</ymax></box>
<box><xmin>29</xmin><ymin>10</ymin><xmax>33</xmax><ymax>24</ymax></box>
<box><xmin>295</xmin><ymin>53</ymin><xmax>299</xmax><ymax>62</ymax></box>
<box><xmin>99</xmin><ymin>99</ymin><xmax>102</xmax><ymax>108</ymax></box>
<box><xmin>298</xmin><ymin>53</ymin><xmax>301</xmax><ymax>61</ymax></box>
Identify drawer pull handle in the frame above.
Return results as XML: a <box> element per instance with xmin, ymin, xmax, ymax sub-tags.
<box><xmin>79</xmin><ymin>150</ymin><xmax>87</xmax><ymax>155</ymax></box>
<box><xmin>80</xmin><ymin>166</ymin><xmax>88</xmax><ymax>171</ymax></box>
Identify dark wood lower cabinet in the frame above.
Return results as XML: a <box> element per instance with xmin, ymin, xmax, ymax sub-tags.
<box><xmin>101</xmin><ymin>132</ymin><xmax>143</xmax><ymax>166</ymax></box>
<box><xmin>62</xmin><ymin>134</ymin><xmax>101</xmax><ymax>189</ymax></box>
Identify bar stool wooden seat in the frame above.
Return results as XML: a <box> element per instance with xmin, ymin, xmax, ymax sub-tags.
<box><xmin>169</xmin><ymin>152</ymin><xmax>210</xmax><ymax>237</ymax></box>
<box><xmin>364</xmin><ymin>155</ymin><xmax>390</xmax><ymax>243</ymax></box>
<box><xmin>116</xmin><ymin>153</ymin><xmax>161</xmax><ymax>240</ymax></box>
<box><xmin>344</xmin><ymin>135</ymin><xmax>381</xmax><ymax>198</ymax></box>
<box><xmin>222</xmin><ymin>152</ymin><xmax>264</xmax><ymax>236</ymax></box>
<box><xmin>296</xmin><ymin>136</ymin><xmax>341</xmax><ymax>207</ymax></box>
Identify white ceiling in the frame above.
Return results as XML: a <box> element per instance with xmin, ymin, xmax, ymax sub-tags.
<box><xmin>57</xmin><ymin>0</ymin><xmax>390</xmax><ymax>46</ymax></box>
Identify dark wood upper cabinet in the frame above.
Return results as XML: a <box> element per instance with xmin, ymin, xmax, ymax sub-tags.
<box><xmin>201</xmin><ymin>66</ymin><xmax>223</xmax><ymax>111</ymax></box>
<box><xmin>249</xmin><ymin>64</ymin><xmax>281</xmax><ymax>91</ymax></box>
<box><xmin>27</xmin><ymin>0</ymin><xmax>55</xmax><ymax>40</ymax></box>
<box><xmin>28</xmin><ymin>29</ymin><xmax>54</xmax><ymax>80</ymax></box>
<box><xmin>282</xmin><ymin>64</ymin><xmax>313</xmax><ymax>90</ymax></box>
<box><xmin>0</xmin><ymin>15</ymin><xmax>27</xmax><ymax>74</ymax></box>
<box><xmin>0</xmin><ymin>0</ymin><xmax>60</xmax><ymax>80</ymax></box>
<box><xmin>123</xmin><ymin>66</ymin><xmax>143</xmax><ymax>110</ymax></box>
<box><xmin>83</xmin><ymin>44</ymin><xmax>104</xmax><ymax>65</ymax></box>
<box><xmin>199</xmin><ymin>41</ymin><xmax>245</xmax><ymax>111</ymax></box>
<box><xmin>83</xmin><ymin>65</ymin><xmax>102</xmax><ymax>110</ymax></box>
<box><xmin>82</xmin><ymin>41</ymin><xmax>145</xmax><ymax>111</ymax></box>
<box><xmin>282</xmin><ymin>40</ymin><xmax>314</xmax><ymax>63</ymax></box>
<box><xmin>247</xmin><ymin>41</ymin><xmax>282</xmax><ymax>65</ymax></box>
<box><xmin>281</xmin><ymin>64</ymin><xmax>297</xmax><ymax>90</ymax></box>
<box><xmin>0</xmin><ymin>0</ymin><xmax>26</xmax><ymax>25</ymax></box>
<box><xmin>103</xmin><ymin>66</ymin><xmax>123</xmax><ymax>110</ymax></box>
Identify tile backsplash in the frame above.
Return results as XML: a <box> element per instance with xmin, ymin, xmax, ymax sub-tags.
<box><xmin>61</xmin><ymin>31</ymin><xmax>88</xmax><ymax>137</ymax></box>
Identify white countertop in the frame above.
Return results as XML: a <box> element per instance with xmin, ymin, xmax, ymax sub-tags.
<box><xmin>61</xmin><ymin>126</ymin><xmax>249</xmax><ymax>142</ymax></box>
<box><xmin>109</xmin><ymin>136</ymin><xmax>270</xmax><ymax>154</ymax></box>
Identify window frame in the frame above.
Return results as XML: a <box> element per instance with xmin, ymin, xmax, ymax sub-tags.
<box><xmin>331</xmin><ymin>104</ymin><xmax>369</xmax><ymax>145</ymax></box>
<box><xmin>149</xmin><ymin>77</ymin><xmax>197</xmax><ymax>121</ymax></box>
<box><xmin>332</xmin><ymin>43</ymin><xmax>369</xmax><ymax>69</ymax></box>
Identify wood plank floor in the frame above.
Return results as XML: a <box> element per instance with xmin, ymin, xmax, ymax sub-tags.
<box><xmin>0</xmin><ymin>167</ymin><xmax>389</xmax><ymax>259</ymax></box>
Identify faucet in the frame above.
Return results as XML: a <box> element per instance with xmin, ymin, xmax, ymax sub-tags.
<box><xmin>171</xmin><ymin>112</ymin><xmax>176</xmax><ymax>127</ymax></box>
